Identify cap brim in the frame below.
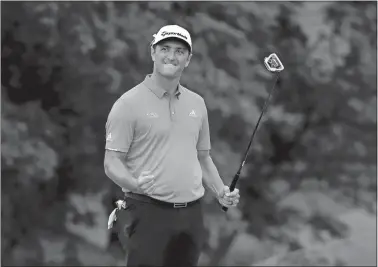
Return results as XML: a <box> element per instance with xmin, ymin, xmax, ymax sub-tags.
<box><xmin>152</xmin><ymin>36</ymin><xmax>192</xmax><ymax>52</ymax></box>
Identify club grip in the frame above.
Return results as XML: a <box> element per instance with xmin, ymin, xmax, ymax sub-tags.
<box><xmin>221</xmin><ymin>173</ymin><xmax>240</xmax><ymax>212</ymax></box>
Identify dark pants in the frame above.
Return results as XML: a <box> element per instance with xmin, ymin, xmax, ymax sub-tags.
<box><xmin>116</xmin><ymin>196</ymin><xmax>206</xmax><ymax>267</ymax></box>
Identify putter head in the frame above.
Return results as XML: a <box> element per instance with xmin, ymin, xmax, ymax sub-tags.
<box><xmin>264</xmin><ymin>53</ymin><xmax>284</xmax><ymax>73</ymax></box>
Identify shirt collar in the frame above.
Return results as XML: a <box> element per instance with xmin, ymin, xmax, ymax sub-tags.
<box><xmin>143</xmin><ymin>74</ymin><xmax>182</xmax><ymax>99</ymax></box>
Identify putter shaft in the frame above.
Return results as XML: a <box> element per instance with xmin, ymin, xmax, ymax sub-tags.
<box><xmin>222</xmin><ymin>73</ymin><xmax>280</xmax><ymax>212</ymax></box>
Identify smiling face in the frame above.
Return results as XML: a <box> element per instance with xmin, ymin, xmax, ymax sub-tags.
<box><xmin>151</xmin><ymin>38</ymin><xmax>192</xmax><ymax>79</ymax></box>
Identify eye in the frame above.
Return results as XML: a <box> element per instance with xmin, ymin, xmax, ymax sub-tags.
<box><xmin>161</xmin><ymin>47</ymin><xmax>168</xmax><ymax>52</ymax></box>
<box><xmin>176</xmin><ymin>50</ymin><xmax>184</xmax><ymax>55</ymax></box>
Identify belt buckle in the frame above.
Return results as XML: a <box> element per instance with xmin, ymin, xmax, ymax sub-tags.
<box><xmin>174</xmin><ymin>202</ymin><xmax>187</xmax><ymax>208</ymax></box>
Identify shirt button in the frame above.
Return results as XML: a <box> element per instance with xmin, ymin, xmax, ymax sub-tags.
<box><xmin>172</xmin><ymin>112</ymin><xmax>175</xmax><ymax>115</ymax></box>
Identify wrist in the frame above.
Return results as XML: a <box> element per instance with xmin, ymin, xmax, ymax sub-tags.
<box><xmin>130</xmin><ymin>178</ymin><xmax>141</xmax><ymax>193</ymax></box>
<box><xmin>213</xmin><ymin>183</ymin><xmax>225</xmax><ymax>199</ymax></box>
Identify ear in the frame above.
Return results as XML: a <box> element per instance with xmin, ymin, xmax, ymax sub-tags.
<box><xmin>151</xmin><ymin>46</ymin><xmax>156</xmax><ymax>62</ymax></box>
<box><xmin>185</xmin><ymin>53</ymin><xmax>192</xmax><ymax>68</ymax></box>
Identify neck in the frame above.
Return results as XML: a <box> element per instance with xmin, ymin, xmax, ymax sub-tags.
<box><xmin>151</xmin><ymin>71</ymin><xmax>180</xmax><ymax>95</ymax></box>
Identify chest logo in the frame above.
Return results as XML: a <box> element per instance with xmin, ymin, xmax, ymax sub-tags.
<box><xmin>147</xmin><ymin>112</ymin><xmax>159</xmax><ymax>118</ymax></box>
<box><xmin>106</xmin><ymin>133</ymin><xmax>113</xmax><ymax>141</ymax></box>
<box><xmin>189</xmin><ymin>110</ymin><xmax>198</xmax><ymax>117</ymax></box>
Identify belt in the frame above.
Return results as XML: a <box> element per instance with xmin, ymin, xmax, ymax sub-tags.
<box><xmin>124</xmin><ymin>192</ymin><xmax>200</xmax><ymax>208</ymax></box>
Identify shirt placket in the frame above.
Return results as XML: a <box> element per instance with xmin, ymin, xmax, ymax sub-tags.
<box><xmin>169</xmin><ymin>95</ymin><xmax>176</xmax><ymax>122</ymax></box>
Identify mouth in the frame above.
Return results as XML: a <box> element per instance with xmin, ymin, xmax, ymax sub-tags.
<box><xmin>164</xmin><ymin>63</ymin><xmax>177</xmax><ymax>67</ymax></box>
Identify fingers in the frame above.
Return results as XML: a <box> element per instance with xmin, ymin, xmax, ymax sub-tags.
<box><xmin>224</xmin><ymin>186</ymin><xmax>230</xmax><ymax>194</ymax></box>
<box><xmin>223</xmin><ymin>186</ymin><xmax>239</xmax><ymax>196</ymax></box>
<box><xmin>138</xmin><ymin>176</ymin><xmax>155</xmax><ymax>188</ymax></box>
<box><xmin>139</xmin><ymin>174</ymin><xmax>154</xmax><ymax>184</ymax></box>
<box><xmin>143</xmin><ymin>183</ymin><xmax>156</xmax><ymax>195</ymax></box>
<box><xmin>222</xmin><ymin>198</ymin><xmax>239</xmax><ymax>205</ymax></box>
<box><xmin>219</xmin><ymin>185</ymin><xmax>231</xmax><ymax>198</ymax></box>
<box><xmin>219</xmin><ymin>198</ymin><xmax>238</xmax><ymax>208</ymax></box>
<box><xmin>225</xmin><ymin>187</ymin><xmax>239</xmax><ymax>196</ymax></box>
<box><xmin>138</xmin><ymin>171</ymin><xmax>153</xmax><ymax>182</ymax></box>
<box><xmin>220</xmin><ymin>186</ymin><xmax>240</xmax><ymax>207</ymax></box>
<box><xmin>139</xmin><ymin>177</ymin><xmax>154</xmax><ymax>188</ymax></box>
<box><xmin>231</xmin><ymin>199</ymin><xmax>239</xmax><ymax>206</ymax></box>
<box><xmin>137</xmin><ymin>171</ymin><xmax>156</xmax><ymax>193</ymax></box>
<box><xmin>225</xmin><ymin>188</ymin><xmax>239</xmax><ymax>199</ymax></box>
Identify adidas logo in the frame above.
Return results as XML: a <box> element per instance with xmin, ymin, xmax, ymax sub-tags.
<box><xmin>147</xmin><ymin>112</ymin><xmax>159</xmax><ymax>118</ymax></box>
<box><xmin>106</xmin><ymin>133</ymin><xmax>112</xmax><ymax>141</ymax></box>
<box><xmin>189</xmin><ymin>110</ymin><xmax>197</xmax><ymax>117</ymax></box>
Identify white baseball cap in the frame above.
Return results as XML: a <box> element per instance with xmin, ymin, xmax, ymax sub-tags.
<box><xmin>151</xmin><ymin>25</ymin><xmax>192</xmax><ymax>52</ymax></box>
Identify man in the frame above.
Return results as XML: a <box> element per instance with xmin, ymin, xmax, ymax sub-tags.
<box><xmin>104</xmin><ymin>25</ymin><xmax>240</xmax><ymax>266</ymax></box>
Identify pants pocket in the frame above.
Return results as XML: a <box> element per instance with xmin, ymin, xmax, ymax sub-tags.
<box><xmin>116</xmin><ymin>203</ymin><xmax>140</xmax><ymax>251</ymax></box>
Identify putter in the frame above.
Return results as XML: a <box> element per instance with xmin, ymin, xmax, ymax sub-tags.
<box><xmin>222</xmin><ymin>53</ymin><xmax>284</xmax><ymax>212</ymax></box>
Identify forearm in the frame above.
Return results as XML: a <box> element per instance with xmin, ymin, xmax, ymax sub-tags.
<box><xmin>104</xmin><ymin>157</ymin><xmax>139</xmax><ymax>193</ymax></box>
<box><xmin>200</xmin><ymin>155</ymin><xmax>225</xmax><ymax>198</ymax></box>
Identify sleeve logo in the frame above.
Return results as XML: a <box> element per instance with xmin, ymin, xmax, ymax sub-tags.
<box><xmin>146</xmin><ymin>112</ymin><xmax>159</xmax><ymax>118</ymax></box>
<box><xmin>189</xmin><ymin>110</ymin><xmax>197</xmax><ymax>117</ymax></box>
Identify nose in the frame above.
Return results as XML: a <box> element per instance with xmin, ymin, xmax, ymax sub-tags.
<box><xmin>166</xmin><ymin>50</ymin><xmax>175</xmax><ymax>60</ymax></box>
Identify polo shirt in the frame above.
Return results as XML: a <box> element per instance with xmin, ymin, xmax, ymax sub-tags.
<box><xmin>105</xmin><ymin>74</ymin><xmax>211</xmax><ymax>203</ymax></box>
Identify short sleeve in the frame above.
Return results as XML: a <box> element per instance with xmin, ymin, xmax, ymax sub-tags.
<box><xmin>105</xmin><ymin>99</ymin><xmax>134</xmax><ymax>153</ymax></box>
<box><xmin>196</xmin><ymin>99</ymin><xmax>211</xmax><ymax>151</ymax></box>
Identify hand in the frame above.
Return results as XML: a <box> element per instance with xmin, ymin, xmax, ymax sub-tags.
<box><xmin>218</xmin><ymin>185</ymin><xmax>240</xmax><ymax>208</ymax></box>
<box><xmin>135</xmin><ymin>171</ymin><xmax>155</xmax><ymax>195</ymax></box>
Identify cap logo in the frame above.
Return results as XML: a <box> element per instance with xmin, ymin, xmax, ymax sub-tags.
<box><xmin>161</xmin><ymin>31</ymin><xmax>188</xmax><ymax>40</ymax></box>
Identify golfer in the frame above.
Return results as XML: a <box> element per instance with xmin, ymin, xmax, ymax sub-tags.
<box><xmin>104</xmin><ymin>25</ymin><xmax>240</xmax><ymax>266</ymax></box>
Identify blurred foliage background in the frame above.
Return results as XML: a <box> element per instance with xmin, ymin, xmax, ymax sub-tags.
<box><xmin>1</xmin><ymin>1</ymin><xmax>377</xmax><ymax>266</ymax></box>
